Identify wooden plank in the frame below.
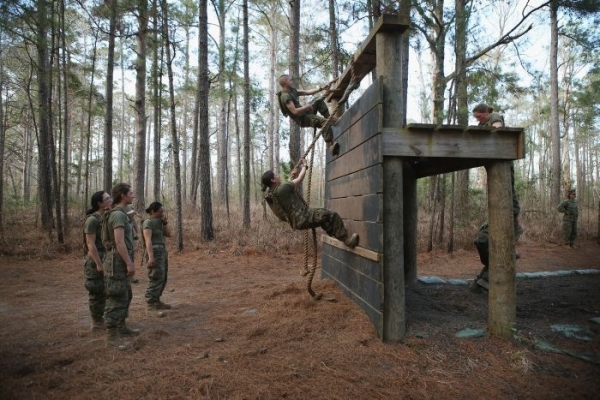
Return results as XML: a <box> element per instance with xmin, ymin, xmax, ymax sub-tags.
<box><xmin>322</xmin><ymin>237</ymin><xmax>382</xmax><ymax>275</ymax></box>
<box><xmin>382</xmin><ymin>127</ymin><xmax>523</xmax><ymax>159</ymax></box>
<box><xmin>382</xmin><ymin>156</ymin><xmax>406</xmax><ymax>342</ymax></box>
<box><xmin>321</xmin><ymin>234</ymin><xmax>382</xmax><ymax>263</ymax></box>
<box><xmin>327</xmin><ymin>134</ymin><xmax>381</xmax><ymax>182</ymax></box>
<box><xmin>324</xmin><ymin>219</ymin><xmax>382</xmax><ymax>253</ymax></box>
<box><xmin>327</xmin><ymin>194</ymin><xmax>382</xmax><ymax>223</ymax></box>
<box><xmin>486</xmin><ymin>161</ymin><xmax>517</xmax><ymax>338</ymax></box>
<box><xmin>326</xmin><ymin>164</ymin><xmax>383</xmax><ymax>199</ymax></box>
<box><xmin>412</xmin><ymin>158</ymin><xmax>489</xmax><ymax>179</ymax></box>
<box><xmin>329</xmin><ymin>16</ymin><xmax>409</xmax><ymax>100</ymax></box>
<box><xmin>322</xmin><ymin>248</ymin><xmax>383</xmax><ymax>310</ymax></box>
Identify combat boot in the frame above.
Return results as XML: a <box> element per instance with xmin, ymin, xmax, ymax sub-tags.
<box><xmin>106</xmin><ymin>327</ymin><xmax>120</xmax><ymax>346</ymax></box>
<box><xmin>117</xmin><ymin>322</ymin><xmax>140</xmax><ymax>336</ymax></box>
<box><xmin>343</xmin><ymin>233</ymin><xmax>359</xmax><ymax>248</ymax></box>
<box><xmin>90</xmin><ymin>317</ymin><xmax>105</xmax><ymax>332</ymax></box>
<box><xmin>156</xmin><ymin>300</ymin><xmax>171</xmax><ymax>310</ymax></box>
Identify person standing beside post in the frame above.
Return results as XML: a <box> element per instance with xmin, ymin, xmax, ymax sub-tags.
<box><xmin>83</xmin><ymin>191</ymin><xmax>112</xmax><ymax>332</ymax></box>
<box><xmin>103</xmin><ymin>183</ymin><xmax>140</xmax><ymax>345</ymax></box>
<box><xmin>143</xmin><ymin>202</ymin><xmax>172</xmax><ymax>312</ymax></box>
<box><xmin>472</xmin><ymin>103</ymin><xmax>523</xmax><ymax>239</ymax></box>
<box><xmin>557</xmin><ymin>189</ymin><xmax>578</xmax><ymax>248</ymax></box>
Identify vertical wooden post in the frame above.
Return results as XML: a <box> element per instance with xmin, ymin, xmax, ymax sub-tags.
<box><xmin>378</xmin><ymin>25</ymin><xmax>408</xmax><ymax>342</ymax></box>
<box><xmin>486</xmin><ymin>161</ymin><xmax>517</xmax><ymax>337</ymax></box>
<box><xmin>403</xmin><ymin>163</ymin><xmax>417</xmax><ymax>284</ymax></box>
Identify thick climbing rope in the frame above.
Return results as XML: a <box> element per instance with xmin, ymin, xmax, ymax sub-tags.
<box><xmin>299</xmin><ymin>128</ymin><xmax>322</xmax><ymax>299</ymax></box>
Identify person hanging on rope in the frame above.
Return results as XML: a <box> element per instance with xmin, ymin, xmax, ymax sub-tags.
<box><xmin>277</xmin><ymin>74</ymin><xmax>340</xmax><ymax>156</ymax></box>
<box><xmin>261</xmin><ymin>159</ymin><xmax>359</xmax><ymax>248</ymax></box>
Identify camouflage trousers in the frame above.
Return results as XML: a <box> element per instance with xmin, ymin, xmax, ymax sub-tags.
<box><xmin>562</xmin><ymin>217</ymin><xmax>578</xmax><ymax>245</ymax></box>
<box><xmin>83</xmin><ymin>253</ymin><xmax>106</xmax><ymax>319</ymax></box>
<box><xmin>292</xmin><ymin>97</ymin><xmax>333</xmax><ymax>144</ymax></box>
<box><xmin>473</xmin><ymin>226</ymin><xmax>490</xmax><ymax>281</ymax></box>
<box><xmin>296</xmin><ymin>208</ymin><xmax>350</xmax><ymax>242</ymax></box>
<box><xmin>103</xmin><ymin>250</ymin><xmax>133</xmax><ymax>328</ymax></box>
<box><xmin>143</xmin><ymin>245</ymin><xmax>169</xmax><ymax>304</ymax></box>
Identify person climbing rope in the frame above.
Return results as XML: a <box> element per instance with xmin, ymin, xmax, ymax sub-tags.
<box><xmin>261</xmin><ymin>159</ymin><xmax>359</xmax><ymax>248</ymax></box>
<box><xmin>277</xmin><ymin>74</ymin><xmax>340</xmax><ymax>156</ymax></box>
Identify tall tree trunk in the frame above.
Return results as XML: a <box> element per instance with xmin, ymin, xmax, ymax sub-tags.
<box><xmin>59</xmin><ymin>0</ymin><xmax>69</xmax><ymax>231</ymax></box>
<box><xmin>162</xmin><ymin>0</ymin><xmax>183</xmax><ymax>250</ymax></box>
<box><xmin>242</xmin><ymin>0</ymin><xmax>250</xmax><ymax>229</ymax></box>
<box><xmin>84</xmin><ymin>32</ymin><xmax>98</xmax><ymax>208</ymax></box>
<box><xmin>104</xmin><ymin>0</ymin><xmax>117</xmax><ymax>191</ymax></box>
<box><xmin>454</xmin><ymin>0</ymin><xmax>469</xmax><ymax>229</ymax></box>
<box><xmin>217</xmin><ymin>0</ymin><xmax>228</xmax><ymax>204</ymax></box>
<box><xmin>199</xmin><ymin>0</ymin><xmax>214</xmax><ymax>240</ymax></box>
<box><xmin>36</xmin><ymin>0</ymin><xmax>54</xmax><ymax>232</ymax></box>
<box><xmin>134</xmin><ymin>0</ymin><xmax>148</xmax><ymax>211</ymax></box>
<box><xmin>152</xmin><ymin>0</ymin><xmax>162</xmax><ymax>200</ymax></box>
<box><xmin>288</xmin><ymin>0</ymin><xmax>301</xmax><ymax>164</ymax></box>
<box><xmin>0</xmin><ymin>30</ymin><xmax>5</xmax><ymax>232</ymax></box>
<box><xmin>550</xmin><ymin>0</ymin><xmax>561</xmax><ymax>206</ymax></box>
<box><xmin>268</xmin><ymin>7</ymin><xmax>277</xmax><ymax>171</ymax></box>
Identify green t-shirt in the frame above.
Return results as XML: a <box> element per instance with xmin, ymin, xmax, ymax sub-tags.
<box><xmin>142</xmin><ymin>217</ymin><xmax>165</xmax><ymax>246</ymax></box>
<box><xmin>108</xmin><ymin>206</ymin><xmax>134</xmax><ymax>251</ymax></box>
<box><xmin>84</xmin><ymin>213</ymin><xmax>105</xmax><ymax>253</ymax></box>
<box><xmin>279</xmin><ymin>88</ymin><xmax>301</xmax><ymax>119</ymax></box>
<box><xmin>269</xmin><ymin>181</ymin><xmax>312</xmax><ymax>229</ymax></box>
<box><xmin>480</xmin><ymin>112</ymin><xmax>504</xmax><ymax>127</ymax></box>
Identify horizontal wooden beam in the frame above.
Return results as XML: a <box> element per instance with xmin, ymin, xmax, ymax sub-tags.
<box><xmin>381</xmin><ymin>126</ymin><xmax>525</xmax><ymax>160</ymax></box>
<box><xmin>321</xmin><ymin>235</ymin><xmax>381</xmax><ymax>262</ymax></box>
<box><xmin>411</xmin><ymin>158</ymin><xmax>488</xmax><ymax>178</ymax></box>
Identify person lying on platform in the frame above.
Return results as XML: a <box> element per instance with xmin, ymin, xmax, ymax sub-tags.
<box><xmin>261</xmin><ymin>159</ymin><xmax>359</xmax><ymax>248</ymax></box>
<box><xmin>277</xmin><ymin>74</ymin><xmax>340</xmax><ymax>156</ymax></box>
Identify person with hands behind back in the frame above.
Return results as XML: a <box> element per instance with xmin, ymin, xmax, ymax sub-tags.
<box><xmin>83</xmin><ymin>191</ymin><xmax>112</xmax><ymax>332</ymax></box>
<box><xmin>103</xmin><ymin>183</ymin><xmax>140</xmax><ymax>345</ymax></box>
<box><xmin>142</xmin><ymin>202</ymin><xmax>172</xmax><ymax>312</ymax></box>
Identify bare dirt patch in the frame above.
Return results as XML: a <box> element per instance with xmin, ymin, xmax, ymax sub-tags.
<box><xmin>0</xmin><ymin>239</ymin><xmax>599</xmax><ymax>399</ymax></box>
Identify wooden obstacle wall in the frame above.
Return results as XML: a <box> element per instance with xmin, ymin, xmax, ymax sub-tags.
<box><xmin>322</xmin><ymin>79</ymin><xmax>385</xmax><ymax>335</ymax></box>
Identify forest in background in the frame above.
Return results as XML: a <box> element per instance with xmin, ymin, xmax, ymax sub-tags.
<box><xmin>0</xmin><ymin>0</ymin><xmax>599</xmax><ymax>254</ymax></box>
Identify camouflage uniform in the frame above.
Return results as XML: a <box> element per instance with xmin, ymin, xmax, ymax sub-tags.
<box><xmin>557</xmin><ymin>195</ymin><xmax>578</xmax><ymax>246</ymax></box>
<box><xmin>265</xmin><ymin>181</ymin><xmax>351</xmax><ymax>242</ymax></box>
<box><xmin>103</xmin><ymin>206</ymin><xmax>134</xmax><ymax>329</ymax></box>
<box><xmin>480</xmin><ymin>113</ymin><xmax>522</xmax><ymax>238</ymax></box>
<box><xmin>278</xmin><ymin>88</ymin><xmax>334</xmax><ymax>145</ymax></box>
<box><xmin>472</xmin><ymin>223</ymin><xmax>490</xmax><ymax>289</ymax></box>
<box><xmin>142</xmin><ymin>217</ymin><xmax>169</xmax><ymax>306</ymax></box>
<box><xmin>83</xmin><ymin>213</ymin><xmax>106</xmax><ymax>321</ymax></box>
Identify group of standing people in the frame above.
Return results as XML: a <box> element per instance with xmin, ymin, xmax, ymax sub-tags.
<box><xmin>82</xmin><ymin>183</ymin><xmax>171</xmax><ymax>346</ymax></box>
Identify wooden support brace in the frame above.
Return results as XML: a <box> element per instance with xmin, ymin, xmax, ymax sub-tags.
<box><xmin>321</xmin><ymin>235</ymin><xmax>381</xmax><ymax>262</ymax></box>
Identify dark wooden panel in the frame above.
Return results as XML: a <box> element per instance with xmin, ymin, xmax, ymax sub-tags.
<box><xmin>333</xmin><ymin>104</ymin><xmax>382</xmax><ymax>157</ymax></box>
<box><xmin>382</xmin><ymin>128</ymin><xmax>523</xmax><ymax>159</ymax></box>
<box><xmin>326</xmin><ymin>164</ymin><xmax>383</xmax><ymax>199</ymax></box>
<box><xmin>328</xmin><ymin>194</ymin><xmax>382</xmax><ymax>223</ymax></box>
<box><xmin>322</xmin><ymin>260</ymin><xmax>382</xmax><ymax>311</ymax></box>
<box><xmin>333</xmin><ymin>79</ymin><xmax>383</xmax><ymax>136</ymax></box>
<box><xmin>327</xmin><ymin>135</ymin><xmax>381</xmax><ymax>182</ymax></box>
<box><xmin>322</xmin><ymin>268</ymin><xmax>383</xmax><ymax>338</ymax></box>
